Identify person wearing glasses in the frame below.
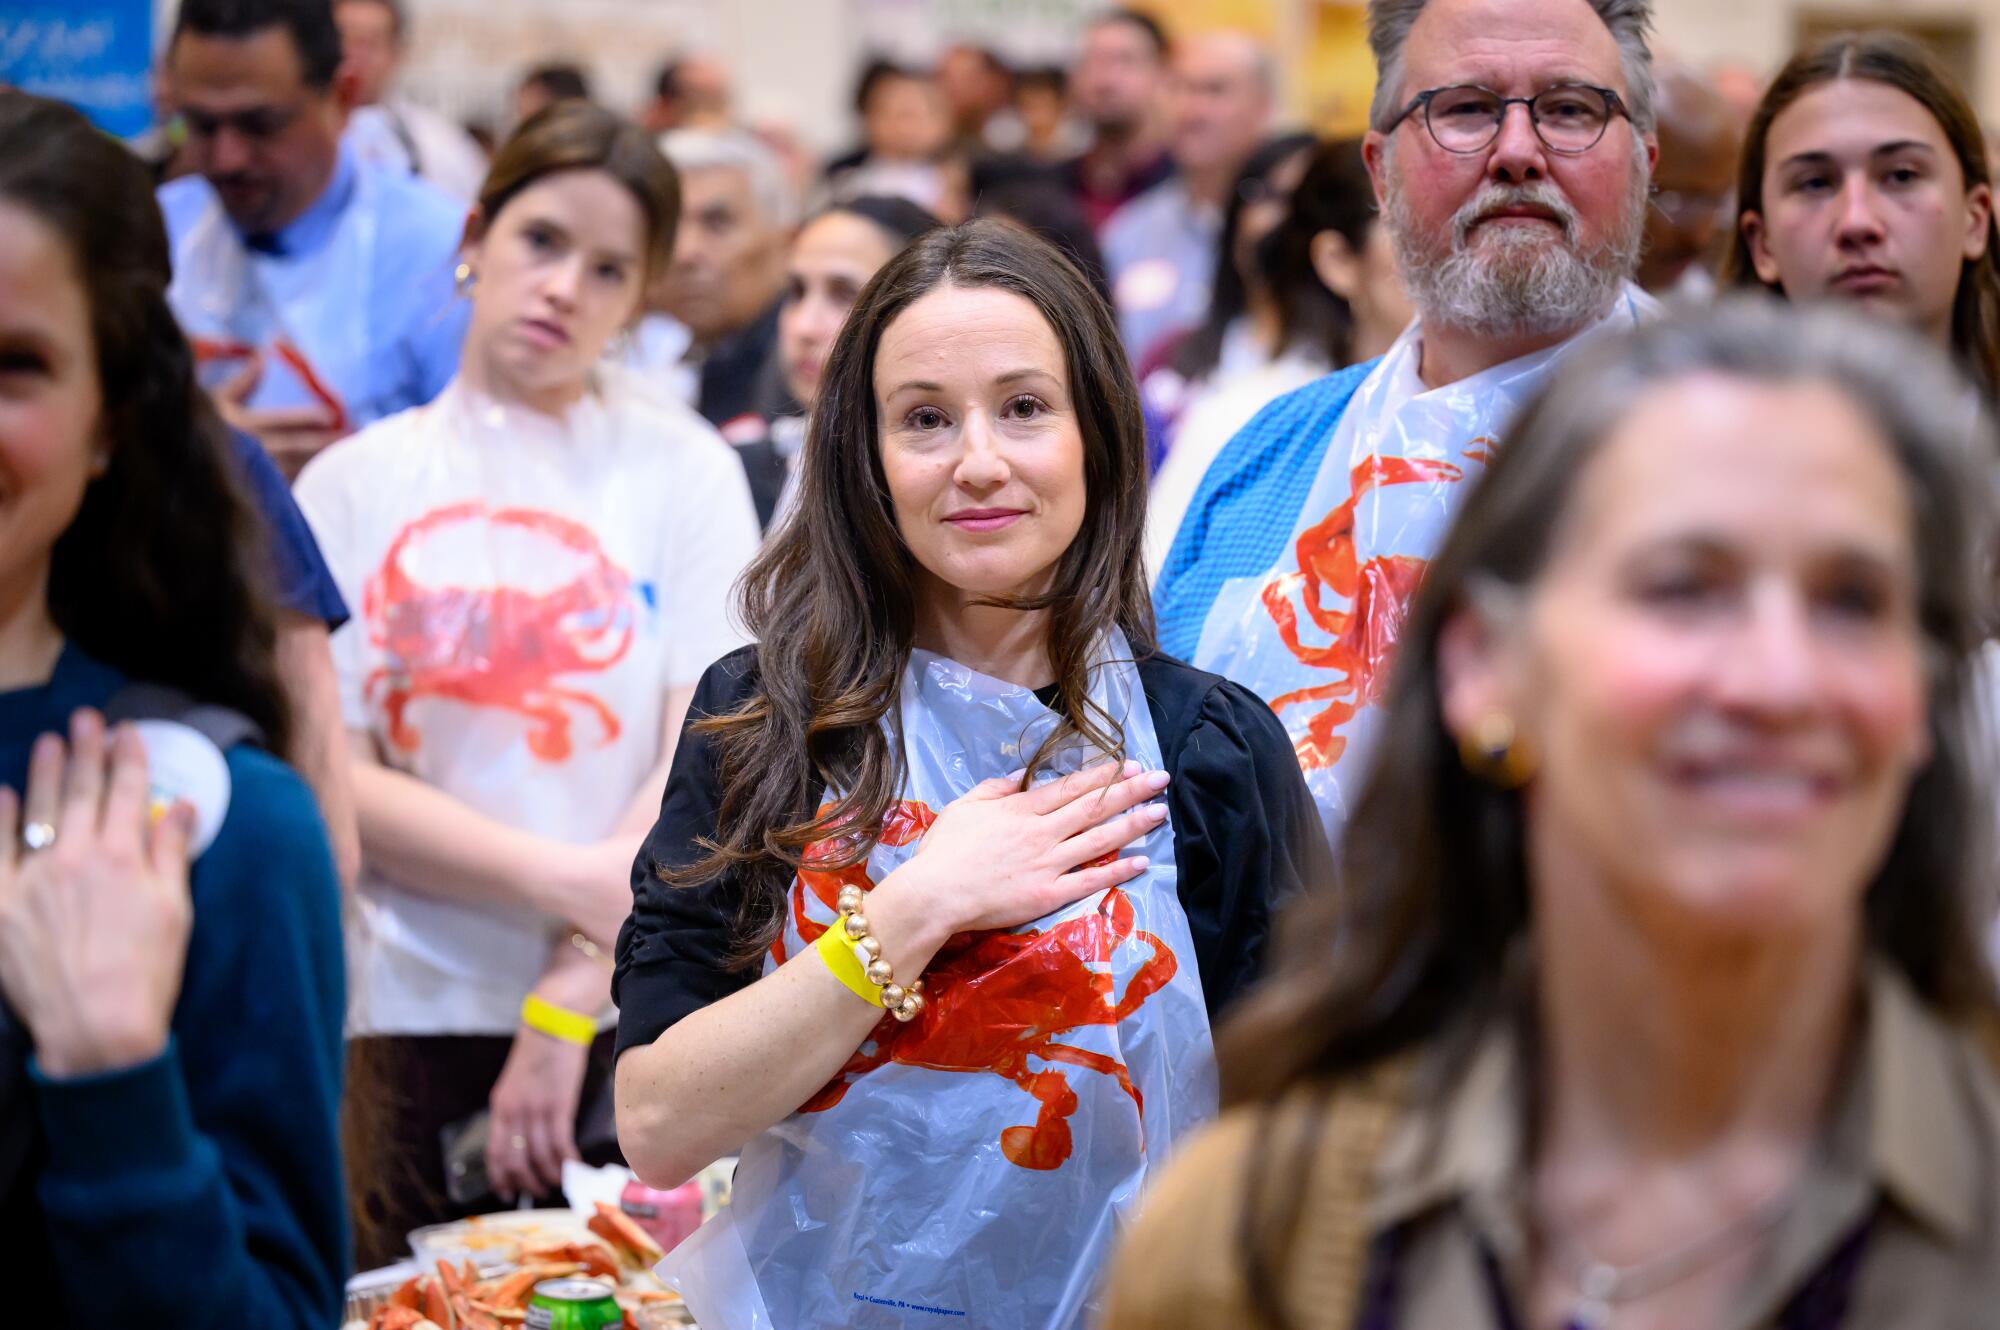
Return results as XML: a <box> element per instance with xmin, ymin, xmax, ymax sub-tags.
<box><xmin>1110</xmin><ymin>298</ymin><xmax>2000</xmax><ymax>1330</ymax></box>
<box><xmin>160</xmin><ymin>0</ymin><xmax>470</xmax><ymax>478</ymax></box>
<box><xmin>1152</xmin><ymin>0</ymin><xmax>1659</xmax><ymax>847</ymax></box>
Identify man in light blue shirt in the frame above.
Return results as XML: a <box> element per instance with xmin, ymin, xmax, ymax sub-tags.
<box><xmin>160</xmin><ymin>0</ymin><xmax>469</xmax><ymax>478</ymax></box>
<box><xmin>1102</xmin><ymin>30</ymin><xmax>1271</xmax><ymax>358</ymax></box>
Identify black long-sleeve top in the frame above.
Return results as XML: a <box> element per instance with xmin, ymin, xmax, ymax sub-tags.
<box><xmin>613</xmin><ymin>645</ymin><xmax>1332</xmax><ymax>1054</ymax></box>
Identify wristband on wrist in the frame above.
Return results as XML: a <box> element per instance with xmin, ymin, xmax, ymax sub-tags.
<box><xmin>815</xmin><ymin>913</ymin><xmax>883</xmax><ymax>1007</ymax></box>
<box><xmin>814</xmin><ymin>885</ymin><xmax>926</xmax><ymax>1022</ymax></box>
<box><xmin>520</xmin><ymin>992</ymin><xmax>598</xmax><ymax>1046</ymax></box>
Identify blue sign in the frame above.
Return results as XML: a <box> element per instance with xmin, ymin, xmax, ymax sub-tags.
<box><xmin>1</xmin><ymin>1</ymin><xmax>156</xmax><ymax>139</ymax></box>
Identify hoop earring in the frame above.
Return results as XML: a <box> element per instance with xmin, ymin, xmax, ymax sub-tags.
<box><xmin>454</xmin><ymin>262</ymin><xmax>476</xmax><ymax>296</ymax></box>
<box><xmin>1458</xmin><ymin>710</ymin><xmax>1536</xmax><ymax>788</ymax></box>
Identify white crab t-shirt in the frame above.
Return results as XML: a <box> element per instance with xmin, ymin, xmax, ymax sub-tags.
<box><xmin>296</xmin><ymin>367</ymin><xmax>761</xmax><ymax>1035</ymax></box>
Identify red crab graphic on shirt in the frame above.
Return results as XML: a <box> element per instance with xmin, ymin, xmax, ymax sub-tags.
<box><xmin>361</xmin><ymin>502</ymin><xmax>636</xmax><ymax>762</ymax></box>
<box><xmin>1260</xmin><ymin>442</ymin><xmax>1496</xmax><ymax>769</ymax></box>
<box><xmin>778</xmin><ymin>800</ymin><xmax>1178</xmax><ymax>1171</ymax></box>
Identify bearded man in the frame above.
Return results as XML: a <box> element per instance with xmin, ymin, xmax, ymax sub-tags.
<box><xmin>1152</xmin><ymin>0</ymin><xmax>1659</xmax><ymax>845</ymax></box>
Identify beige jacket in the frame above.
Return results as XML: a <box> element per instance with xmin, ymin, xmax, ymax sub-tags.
<box><xmin>1102</xmin><ymin>964</ymin><xmax>2000</xmax><ymax>1329</ymax></box>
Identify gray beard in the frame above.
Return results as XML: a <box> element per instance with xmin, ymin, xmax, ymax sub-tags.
<box><xmin>1385</xmin><ymin>151</ymin><xmax>1649</xmax><ymax>343</ymax></box>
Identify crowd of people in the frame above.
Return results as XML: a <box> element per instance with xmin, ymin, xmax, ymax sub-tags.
<box><xmin>3</xmin><ymin>0</ymin><xmax>2000</xmax><ymax>1326</ymax></box>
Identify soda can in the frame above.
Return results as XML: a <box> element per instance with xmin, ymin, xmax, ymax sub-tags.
<box><xmin>621</xmin><ymin>1177</ymin><xmax>704</xmax><ymax>1252</ymax></box>
<box><xmin>524</xmin><ymin>1278</ymin><xmax>624</xmax><ymax>1330</ymax></box>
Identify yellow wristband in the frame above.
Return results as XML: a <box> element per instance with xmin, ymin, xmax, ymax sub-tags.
<box><xmin>814</xmin><ymin>917</ymin><xmax>882</xmax><ymax>1008</ymax></box>
<box><xmin>520</xmin><ymin>993</ymin><xmax>598</xmax><ymax>1046</ymax></box>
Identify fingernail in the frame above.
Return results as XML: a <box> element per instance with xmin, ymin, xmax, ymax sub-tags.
<box><xmin>1146</xmin><ymin>803</ymin><xmax>1167</xmax><ymax>821</ymax></box>
<box><xmin>1145</xmin><ymin>770</ymin><xmax>1169</xmax><ymax>790</ymax></box>
<box><xmin>1121</xmin><ymin>760</ymin><xmax>1142</xmax><ymax>776</ymax></box>
<box><xmin>1129</xmin><ymin>856</ymin><xmax>1150</xmax><ymax>872</ymax></box>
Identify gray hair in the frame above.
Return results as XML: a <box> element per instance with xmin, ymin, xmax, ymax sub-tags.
<box><xmin>1499</xmin><ymin>298</ymin><xmax>1996</xmax><ymax>652</ymax></box>
<box><xmin>1474</xmin><ymin>298</ymin><xmax>2000</xmax><ymax>988</ymax></box>
<box><xmin>657</xmin><ymin>128</ymin><xmax>800</xmax><ymax>228</ymax></box>
<box><xmin>1367</xmin><ymin>0</ymin><xmax>1657</xmax><ymax>135</ymax></box>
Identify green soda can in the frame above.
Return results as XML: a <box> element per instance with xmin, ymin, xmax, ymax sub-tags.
<box><xmin>524</xmin><ymin>1277</ymin><xmax>624</xmax><ymax>1330</ymax></box>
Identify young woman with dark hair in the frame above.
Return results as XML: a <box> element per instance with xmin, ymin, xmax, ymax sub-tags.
<box><xmin>295</xmin><ymin>101</ymin><xmax>760</xmax><ymax>1261</ymax></box>
<box><xmin>1144</xmin><ymin>136</ymin><xmax>1411</xmax><ymax>576</ymax></box>
<box><xmin>732</xmin><ymin>195</ymin><xmax>941</xmax><ymax>528</ymax></box>
<box><xmin>1105</xmin><ymin>300</ymin><xmax>2000</xmax><ymax>1329</ymax></box>
<box><xmin>612</xmin><ymin>218</ymin><xmax>1326</xmax><ymax>1329</ymax></box>
<box><xmin>0</xmin><ymin>89</ymin><xmax>345</xmax><ymax>1327</ymax></box>
<box><xmin>1132</xmin><ymin>133</ymin><xmax>1317</xmax><ymax>455</ymax></box>
<box><xmin>1725</xmin><ymin>31</ymin><xmax>2000</xmax><ymax>406</ymax></box>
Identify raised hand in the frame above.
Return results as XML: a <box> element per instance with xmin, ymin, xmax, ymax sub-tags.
<box><xmin>0</xmin><ymin>710</ymin><xmax>196</xmax><ymax>1079</ymax></box>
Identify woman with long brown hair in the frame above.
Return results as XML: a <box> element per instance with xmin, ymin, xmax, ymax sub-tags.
<box><xmin>1103</xmin><ymin>299</ymin><xmax>2000</xmax><ymax>1328</ymax></box>
<box><xmin>0</xmin><ymin>89</ymin><xmax>345</xmax><ymax>1326</ymax></box>
<box><xmin>612</xmin><ymin>218</ymin><xmax>1325</xmax><ymax>1329</ymax></box>
<box><xmin>1724</xmin><ymin>31</ymin><xmax>2000</xmax><ymax>405</ymax></box>
<box><xmin>297</xmin><ymin>101</ymin><xmax>760</xmax><ymax>1261</ymax></box>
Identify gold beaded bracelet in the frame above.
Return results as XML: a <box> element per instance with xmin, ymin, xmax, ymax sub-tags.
<box><xmin>835</xmin><ymin>884</ymin><xmax>927</xmax><ymax>1022</ymax></box>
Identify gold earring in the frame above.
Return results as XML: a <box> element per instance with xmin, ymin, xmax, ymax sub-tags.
<box><xmin>454</xmin><ymin>262</ymin><xmax>475</xmax><ymax>294</ymax></box>
<box><xmin>1458</xmin><ymin>710</ymin><xmax>1536</xmax><ymax>788</ymax></box>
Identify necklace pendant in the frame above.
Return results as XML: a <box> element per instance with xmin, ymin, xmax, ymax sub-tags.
<box><xmin>1564</xmin><ymin>1265</ymin><xmax>1618</xmax><ymax>1330</ymax></box>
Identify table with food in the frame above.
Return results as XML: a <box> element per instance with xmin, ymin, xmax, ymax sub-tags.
<box><xmin>345</xmin><ymin>1167</ymin><xmax>726</xmax><ymax>1330</ymax></box>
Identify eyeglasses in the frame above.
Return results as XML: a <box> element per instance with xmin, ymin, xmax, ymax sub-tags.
<box><xmin>1385</xmin><ymin>83</ymin><xmax>1630</xmax><ymax>156</ymax></box>
<box><xmin>177</xmin><ymin>102</ymin><xmax>307</xmax><ymax>144</ymax></box>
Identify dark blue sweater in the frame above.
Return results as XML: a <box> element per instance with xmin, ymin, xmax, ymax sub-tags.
<box><xmin>0</xmin><ymin>646</ymin><xmax>347</xmax><ymax>1326</ymax></box>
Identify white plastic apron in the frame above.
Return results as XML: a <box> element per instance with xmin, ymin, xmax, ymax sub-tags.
<box><xmin>168</xmin><ymin>169</ymin><xmax>381</xmax><ymax>431</ymax></box>
<box><xmin>661</xmin><ymin>631</ymin><xmax>1217</xmax><ymax>1330</ymax></box>
<box><xmin>1194</xmin><ymin>283</ymin><xmax>1657</xmax><ymax>846</ymax></box>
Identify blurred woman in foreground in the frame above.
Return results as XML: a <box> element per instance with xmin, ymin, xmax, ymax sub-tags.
<box><xmin>1106</xmin><ymin>300</ymin><xmax>2000</xmax><ymax>1329</ymax></box>
<box><xmin>0</xmin><ymin>89</ymin><xmax>344</xmax><ymax>1327</ymax></box>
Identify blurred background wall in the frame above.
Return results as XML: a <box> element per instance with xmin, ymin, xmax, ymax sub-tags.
<box><xmin>13</xmin><ymin>1</ymin><xmax>1983</xmax><ymax>149</ymax></box>
<box><xmin>365</xmin><ymin>0</ymin><xmax>1996</xmax><ymax>152</ymax></box>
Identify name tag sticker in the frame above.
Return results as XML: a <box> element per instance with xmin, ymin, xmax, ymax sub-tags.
<box><xmin>132</xmin><ymin>720</ymin><xmax>232</xmax><ymax>857</ymax></box>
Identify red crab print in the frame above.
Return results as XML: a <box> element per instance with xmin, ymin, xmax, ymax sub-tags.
<box><xmin>362</xmin><ymin>502</ymin><xmax>635</xmax><ymax>762</ymax></box>
<box><xmin>1260</xmin><ymin>454</ymin><xmax>1474</xmax><ymax>769</ymax></box>
<box><xmin>191</xmin><ymin>335</ymin><xmax>351</xmax><ymax>435</ymax></box>
<box><xmin>785</xmin><ymin>800</ymin><xmax>1177</xmax><ymax>1171</ymax></box>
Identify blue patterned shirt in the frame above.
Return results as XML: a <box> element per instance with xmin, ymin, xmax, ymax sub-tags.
<box><xmin>1152</xmin><ymin>360</ymin><xmax>1379</xmax><ymax>661</ymax></box>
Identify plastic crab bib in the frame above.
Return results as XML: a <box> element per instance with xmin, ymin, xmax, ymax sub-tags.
<box><xmin>660</xmin><ymin>631</ymin><xmax>1217</xmax><ymax>1330</ymax></box>
<box><xmin>169</xmin><ymin>170</ymin><xmax>380</xmax><ymax>428</ymax></box>
<box><xmin>1193</xmin><ymin>283</ymin><xmax>1657</xmax><ymax>848</ymax></box>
